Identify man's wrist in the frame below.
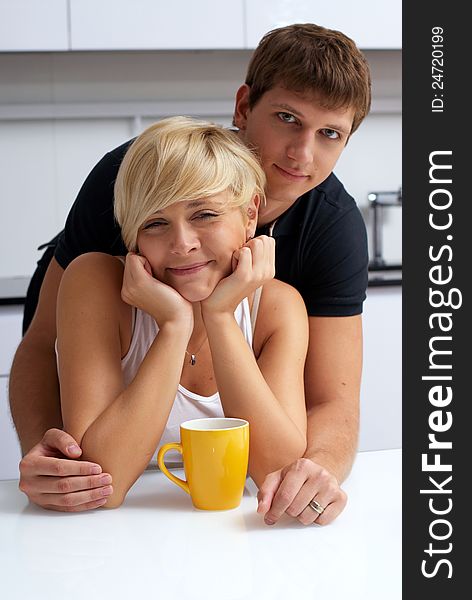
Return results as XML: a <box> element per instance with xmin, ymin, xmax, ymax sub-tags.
<box><xmin>302</xmin><ymin>448</ymin><xmax>352</xmax><ymax>484</ymax></box>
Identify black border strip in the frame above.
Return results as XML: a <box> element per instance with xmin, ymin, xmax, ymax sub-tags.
<box><xmin>403</xmin><ymin>2</ymin><xmax>467</xmax><ymax>596</ymax></box>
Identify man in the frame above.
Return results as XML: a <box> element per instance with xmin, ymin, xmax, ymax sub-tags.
<box><xmin>10</xmin><ymin>23</ymin><xmax>371</xmax><ymax>525</ymax></box>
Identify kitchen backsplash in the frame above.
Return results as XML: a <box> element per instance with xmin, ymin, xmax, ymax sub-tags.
<box><xmin>0</xmin><ymin>50</ymin><xmax>401</xmax><ymax>278</ymax></box>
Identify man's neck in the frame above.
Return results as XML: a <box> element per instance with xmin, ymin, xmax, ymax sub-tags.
<box><xmin>257</xmin><ymin>195</ymin><xmax>298</xmax><ymax>228</ymax></box>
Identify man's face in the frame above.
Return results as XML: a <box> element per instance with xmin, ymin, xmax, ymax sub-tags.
<box><xmin>235</xmin><ymin>84</ymin><xmax>355</xmax><ymax>206</ymax></box>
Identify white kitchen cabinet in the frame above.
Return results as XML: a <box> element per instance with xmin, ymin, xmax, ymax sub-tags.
<box><xmin>0</xmin><ymin>377</ymin><xmax>21</xmax><ymax>480</ymax></box>
<box><xmin>70</xmin><ymin>0</ymin><xmax>245</xmax><ymax>50</ymax></box>
<box><xmin>0</xmin><ymin>305</ymin><xmax>23</xmax><ymax>376</ymax></box>
<box><xmin>245</xmin><ymin>0</ymin><xmax>402</xmax><ymax>49</ymax></box>
<box><xmin>0</xmin><ymin>305</ymin><xmax>23</xmax><ymax>480</ymax></box>
<box><xmin>0</xmin><ymin>0</ymin><xmax>401</xmax><ymax>53</ymax></box>
<box><xmin>0</xmin><ymin>0</ymin><xmax>68</xmax><ymax>51</ymax></box>
<box><xmin>359</xmin><ymin>286</ymin><xmax>402</xmax><ymax>451</ymax></box>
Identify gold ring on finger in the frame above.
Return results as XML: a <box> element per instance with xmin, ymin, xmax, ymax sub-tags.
<box><xmin>308</xmin><ymin>499</ymin><xmax>325</xmax><ymax>515</ymax></box>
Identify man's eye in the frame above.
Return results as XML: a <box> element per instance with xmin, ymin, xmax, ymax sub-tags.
<box><xmin>277</xmin><ymin>112</ymin><xmax>297</xmax><ymax>124</ymax></box>
<box><xmin>321</xmin><ymin>128</ymin><xmax>340</xmax><ymax>140</ymax></box>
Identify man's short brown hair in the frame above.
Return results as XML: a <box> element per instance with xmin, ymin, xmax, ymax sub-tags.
<box><xmin>245</xmin><ymin>23</ymin><xmax>371</xmax><ymax>134</ymax></box>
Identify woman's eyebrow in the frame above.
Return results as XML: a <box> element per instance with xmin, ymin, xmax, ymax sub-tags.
<box><xmin>148</xmin><ymin>200</ymin><xmax>206</xmax><ymax>215</ymax></box>
<box><xmin>186</xmin><ymin>199</ymin><xmax>207</xmax><ymax>209</ymax></box>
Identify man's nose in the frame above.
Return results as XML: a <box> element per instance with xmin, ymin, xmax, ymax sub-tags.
<box><xmin>286</xmin><ymin>129</ymin><xmax>315</xmax><ymax>165</ymax></box>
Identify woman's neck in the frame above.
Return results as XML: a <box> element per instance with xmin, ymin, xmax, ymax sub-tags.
<box><xmin>189</xmin><ymin>301</ymin><xmax>206</xmax><ymax>343</ymax></box>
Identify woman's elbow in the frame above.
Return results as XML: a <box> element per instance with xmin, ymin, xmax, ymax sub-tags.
<box><xmin>280</xmin><ymin>438</ymin><xmax>306</xmax><ymax>468</ymax></box>
<box><xmin>296</xmin><ymin>434</ymin><xmax>307</xmax><ymax>458</ymax></box>
<box><xmin>279</xmin><ymin>434</ymin><xmax>306</xmax><ymax>467</ymax></box>
<box><xmin>254</xmin><ymin>437</ymin><xmax>306</xmax><ymax>480</ymax></box>
<box><xmin>100</xmin><ymin>490</ymin><xmax>126</xmax><ymax>509</ymax></box>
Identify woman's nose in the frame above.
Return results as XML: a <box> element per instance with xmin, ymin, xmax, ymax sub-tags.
<box><xmin>170</xmin><ymin>223</ymin><xmax>199</xmax><ymax>254</ymax></box>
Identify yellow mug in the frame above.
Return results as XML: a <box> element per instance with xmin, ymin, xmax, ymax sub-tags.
<box><xmin>157</xmin><ymin>417</ymin><xmax>249</xmax><ymax>511</ymax></box>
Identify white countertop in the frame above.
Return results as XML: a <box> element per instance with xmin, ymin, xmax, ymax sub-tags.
<box><xmin>0</xmin><ymin>449</ymin><xmax>401</xmax><ymax>600</ymax></box>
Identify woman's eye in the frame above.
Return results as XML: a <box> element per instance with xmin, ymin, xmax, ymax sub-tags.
<box><xmin>143</xmin><ymin>221</ymin><xmax>166</xmax><ymax>230</ymax></box>
<box><xmin>321</xmin><ymin>128</ymin><xmax>340</xmax><ymax>140</ymax></box>
<box><xmin>194</xmin><ymin>212</ymin><xmax>218</xmax><ymax>221</ymax></box>
<box><xmin>277</xmin><ymin>112</ymin><xmax>297</xmax><ymax>124</ymax></box>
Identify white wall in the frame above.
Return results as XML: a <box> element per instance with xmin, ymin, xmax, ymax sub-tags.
<box><xmin>0</xmin><ymin>49</ymin><xmax>401</xmax><ymax>277</ymax></box>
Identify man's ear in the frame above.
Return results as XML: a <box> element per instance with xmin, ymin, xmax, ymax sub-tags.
<box><xmin>233</xmin><ymin>84</ymin><xmax>251</xmax><ymax>130</ymax></box>
<box><xmin>245</xmin><ymin>194</ymin><xmax>260</xmax><ymax>239</ymax></box>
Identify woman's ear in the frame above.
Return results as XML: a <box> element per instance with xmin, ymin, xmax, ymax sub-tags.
<box><xmin>245</xmin><ymin>194</ymin><xmax>260</xmax><ymax>240</ymax></box>
<box><xmin>233</xmin><ymin>84</ymin><xmax>251</xmax><ymax>130</ymax></box>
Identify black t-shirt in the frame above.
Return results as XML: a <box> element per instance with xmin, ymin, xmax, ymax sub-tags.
<box><xmin>54</xmin><ymin>139</ymin><xmax>368</xmax><ymax>317</ymax></box>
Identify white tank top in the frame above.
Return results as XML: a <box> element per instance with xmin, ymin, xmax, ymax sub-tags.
<box><xmin>121</xmin><ymin>292</ymin><xmax>261</xmax><ymax>466</ymax></box>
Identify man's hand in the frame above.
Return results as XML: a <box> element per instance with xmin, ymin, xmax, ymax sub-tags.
<box><xmin>18</xmin><ymin>428</ymin><xmax>113</xmax><ymax>512</ymax></box>
<box><xmin>256</xmin><ymin>458</ymin><xmax>347</xmax><ymax>526</ymax></box>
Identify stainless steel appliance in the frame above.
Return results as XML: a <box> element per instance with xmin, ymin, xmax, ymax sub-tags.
<box><xmin>368</xmin><ymin>187</ymin><xmax>402</xmax><ymax>268</ymax></box>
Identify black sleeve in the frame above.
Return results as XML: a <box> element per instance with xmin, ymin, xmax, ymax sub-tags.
<box><xmin>301</xmin><ymin>205</ymin><xmax>369</xmax><ymax>317</ymax></box>
<box><xmin>54</xmin><ymin>140</ymin><xmax>132</xmax><ymax>269</ymax></box>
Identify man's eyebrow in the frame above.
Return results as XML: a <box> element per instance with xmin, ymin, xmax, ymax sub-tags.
<box><xmin>325</xmin><ymin>123</ymin><xmax>351</xmax><ymax>135</ymax></box>
<box><xmin>270</xmin><ymin>103</ymin><xmax>351</xmax><ymax>134</ymax></box>
<box><xmin>270</xmin><ymin>102</ymin><xmax>305</xmax><ymax>117</ymax></box>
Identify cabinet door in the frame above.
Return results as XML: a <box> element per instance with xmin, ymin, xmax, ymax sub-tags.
<box><xmin>359</xmin><ymin>287</ymin><xmax>402</xmax><ymax>451</ymax></box>
<box><xmin>0</xmin><ymin>377</ymin><xmax>21</xmax><ymax>480</ymax></box>
<box><xmin>246</xmin><ymin>0</ymin><xmax>401</xmax><ymax>49</ymax></box>
<box><xmin>0</xmin><ymin>0</ymin><xmax>68</xmax><ymax>51</ymax></box>
<box><xmin>0</xmin><ymin>305</ymin><xmax>23</xmax><ymax>377</ymax></box>
<box><xmin>70</xmin><ymin>0</ymin><xmax>245</xmax><ymax>50</ymax></box>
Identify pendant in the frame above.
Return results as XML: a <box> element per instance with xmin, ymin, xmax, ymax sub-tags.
<box><xmin>190</xmin><ymin>354</ymin><xmax>196</xmax><ymax>366</ymax></box>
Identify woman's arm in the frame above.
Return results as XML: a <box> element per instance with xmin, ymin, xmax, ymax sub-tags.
<box><xmin>57</xmin><ymin>253</ymin><xmax>192</xmax><ymax>507</ymax></box>
<box><xmin>201</xmin><ymin>240</ymin><xmax>308</xmax><ymax>486</ymax></box>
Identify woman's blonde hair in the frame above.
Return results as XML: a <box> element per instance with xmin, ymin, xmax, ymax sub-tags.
<box><xmin>114</xmin><ymin>116</ymin><xmax>266</xmax><ymax>251</ymax></box>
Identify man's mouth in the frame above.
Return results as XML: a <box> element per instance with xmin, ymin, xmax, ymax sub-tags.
<box><xmin>167</xmin><ymin>262</ymin><xmax>210</xmax><ymax>276</ymax></box>
<box><xmin>274</xmin><ymin>164</ymin><xmax>310</xmax><ymax>181</ymax></box>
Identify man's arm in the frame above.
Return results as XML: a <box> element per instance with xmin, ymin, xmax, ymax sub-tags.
<box><xmin>304</xmin><ymin>314</ymin><xmax>362</xmax><ymax>481</ymax></box>
<box><xmin>257</xmin><ymin>314</ymin><xmax>362</xmax><ymax>526</ymax></box>
<box><xmin>10</xmin><ymin>257</ymin><xmax>64</xmax><ymax>454</ymax></box>
<box><xmin>9</xmin><ymin>257</ymin><xmax>112</xmax><ymax>511</ymax></box>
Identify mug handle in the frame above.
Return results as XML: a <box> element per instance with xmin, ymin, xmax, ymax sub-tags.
<box><xmin>157</xmin><ymin>443</ymin><xmax>190</xmax><ymax>495</ymax></box>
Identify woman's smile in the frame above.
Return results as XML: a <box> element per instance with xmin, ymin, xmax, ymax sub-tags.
<box><xmin>166</xmin><ymin>261</ymin><xmax>212</xmax><ymax>276</ymax></box>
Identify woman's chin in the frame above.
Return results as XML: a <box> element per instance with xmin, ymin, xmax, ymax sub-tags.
<box><xmin>179</xmin><ymin>287</ymin><xmax>214</xmax><ymax>304</ymax></box>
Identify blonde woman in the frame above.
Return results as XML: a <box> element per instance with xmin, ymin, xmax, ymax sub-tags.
<box><xmin>55</xmin><ymin>117</ymin><xmax>308</xmax><ymax>509</ymax></box>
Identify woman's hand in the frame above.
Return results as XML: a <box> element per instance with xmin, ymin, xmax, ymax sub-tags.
<box><xmin>201</xmin><ymin>235</ymin><xmax>275</xmax><ymax>317</ymax></box>
<box><xmin>121</xmin><ymin>253</ymin><xmax>193</xmax><ymax>332</ymax></box>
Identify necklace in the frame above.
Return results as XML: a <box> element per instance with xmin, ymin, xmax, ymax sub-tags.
<box><xmin>185</xmin><ymin>335</ymin><xmax>208</xmax><ymax>366</ymax></box>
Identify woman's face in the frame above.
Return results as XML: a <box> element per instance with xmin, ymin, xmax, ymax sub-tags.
<box><xmin>136</xmin><ymin>191</ymin><xmax>257</xmax><ymax>302</ymax></box>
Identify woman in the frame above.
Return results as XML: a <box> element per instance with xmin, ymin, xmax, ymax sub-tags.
<box><xmin>56</xmin><ymin>117</ymin><xmax>308</xmax><ymax>508</ymax></box>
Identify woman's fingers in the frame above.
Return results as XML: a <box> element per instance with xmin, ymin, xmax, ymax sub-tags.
<box><xmin>242</xmin><ymin>235</ymin><xmax>275</xmax><ymax>280</ymax></box>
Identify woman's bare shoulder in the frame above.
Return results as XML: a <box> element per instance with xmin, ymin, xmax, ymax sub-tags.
<box><xmin>260</xmin><ymin>278</ymin><xmax>306</xmax><ymax>314</ymax></box>
<box><xmin>62</xmin><ymin>252</ymin><xmax>124</xmax><ymax>289</ymax></box>
<box><xmin>253</xmin><ymin>279</ymin><xmax>308</xmax><ymax>353</ymax></box>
